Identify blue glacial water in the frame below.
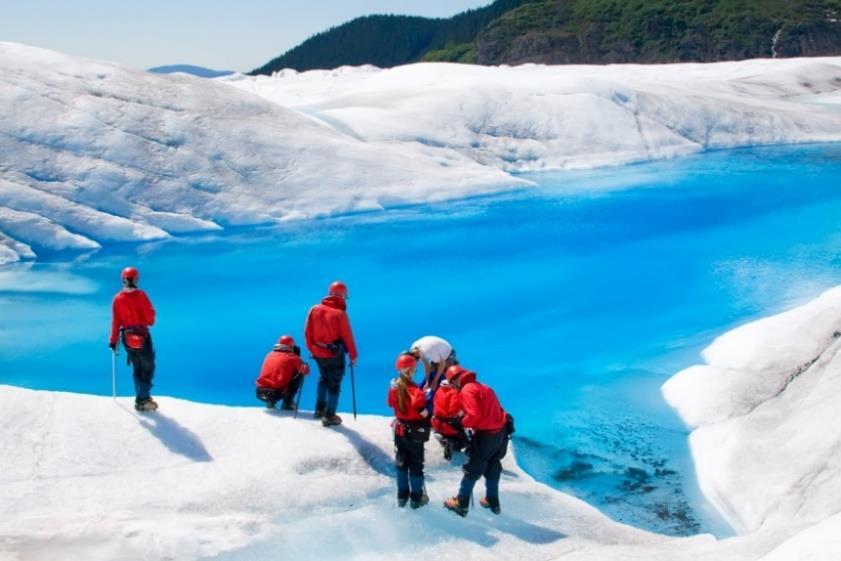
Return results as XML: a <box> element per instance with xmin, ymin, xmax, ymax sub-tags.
<box><xmin>2</xmin><ymin>144</ymin><xmax>841</xmax><ymax>536</ymax></box>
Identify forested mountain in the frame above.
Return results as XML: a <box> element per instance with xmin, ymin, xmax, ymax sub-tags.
<box><xmin>252</xmin><ymin>0</ymin><xmax>841</xmax><ymax>74</ymax></box>
<box><xmin>251</xmin><ymin>0</ymin><xmax>527</xmax><ymax>74</ymax></box>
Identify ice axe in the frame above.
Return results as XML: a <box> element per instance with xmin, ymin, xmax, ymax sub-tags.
<box><xmin>293</xmin><ymin>372</ymin><xmax>305</xmax><ymax>419</ymax></box>
<box><xmin>111</xmin><ymin>349</ymin><xmax>117</xmax><ymax>399</ymax></box>
<box><xmin>350</xmin><ymin>361</ymin><xmax>357</xmax><ymax>421</ymax></box>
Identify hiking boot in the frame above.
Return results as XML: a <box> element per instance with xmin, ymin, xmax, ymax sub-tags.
<box><xmin>322</xmin><ymin>414</ymin><xmax>342</xmax><ymax>427</ymax></box>
<box><xmin>135</xmin><ymin>398</ymin><xmax>158</xmax><ymax>412</ymax></box>
<box><xmin>397</xmin><ymin>492</ymin><xmax>409</xmax><ymax>508</ymax></box>
<box><xmin>442</xmin><ymin>439</ymin><xmax>454</xmax><ymax>461</ymax></box>
<box><xmin>410</xmin><ymin>493</ymin><xmax>429</xmax><ymax>510</ymax></box>
<box><xmin>479</xmin><ymin>496</ymin><xmax>501</xmax><ymax>515</ymax></box>
<box><xmin>280</xmin><ymin>400</ymin><xmax>296</xmax><ymax>411</ymax></box>
<box><xmin>443</xmin><ymin>496</ymin><xmax>469</xmax><ymax>517</ymax></box>
<box><xmin>265</xmin><ymin>400</ymin><xmax>276</xmax><ymax>409</ymax></box>
<box><xmin>313</xmin><ymin>408</ymin><xmax>325</xmax><ymax>420</ymax></box>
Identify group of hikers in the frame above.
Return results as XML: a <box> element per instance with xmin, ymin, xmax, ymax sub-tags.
<box><xmin>109</xmin><ymin>268</ymin><xmax>513</xmax><ymax>518</ymax></box>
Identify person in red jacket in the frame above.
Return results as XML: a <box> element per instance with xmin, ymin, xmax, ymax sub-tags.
<box><xmin>255</xmin><ymin>335</ymin><xmax>310</xmax><ymax>410</ymax></box>
<box><xmin>304</xmin><ymin>280</ymin><xmax>358</xmax><ymax>427</ymax></box>
<box><xmin>387</xmin><ymin>353</ymin><xmax>430</xmax><ymax>509</ymax></box>
<box><xmin>443</xmin><ymin>365</ymin><xmax>509</xmax><ymax>517</ymax></box>
<box><xmin>432</xmin><ymin>379</ymin><xmax>467</xmax><ymax>460</ymax></box>
<box><xmin>108</xmin><ymin>266</ymin><xmax>158</xmax><ymax>411</ymax></box>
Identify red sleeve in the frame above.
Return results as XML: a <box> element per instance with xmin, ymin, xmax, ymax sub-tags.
<box><xmin>340</xmin><ymin>312</ymin><xmax>357</xmax><ymax>361</ymax></box>
<box><xmin>109</xmin><ymin>295</ymin><xmax>122</xmax><ymax>346</ymax></box>
<box><xmin>387</xmin><ymin>387</ymin><xmax>396</xmax><ymax>408</ymax></box>
<box><xmin>142</xmin><ymin>291</ymin><xmax>156</xmax><ymax>326</ymax></box>
<box><xmin>460</xmin><ymin>386</ymin><xmax>481</xmax><ymax>429</ymax></box>
<box><xmin>304</xmin><ymin>308</ymin><xmax>316</xmax><ymax>355</ymax></box>
<box><xmin>410</xmin><ymin>387</ymin><xmax>426</xmax><ymax>412</ymax></box>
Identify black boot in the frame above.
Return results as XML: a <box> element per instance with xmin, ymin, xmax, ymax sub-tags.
<box><xmin>410</xmin><ymin>492</ymin><xmax>429</xmax><ymax>510</ymax></box>
<box><xmin>442</xmin><ymin>439</ymin><xmax>454</xmax><ymax>461</ymax></box>
<box><xmin>322</xmin><ymin>413</ymin><xmax>342</xmax><ymax>427</ymax></box>
<box><xmin>313</xmin><ymin>402</ymin><xmax>326</xmax><ymax>419</ymax></box>
<box><xmin>480</xmin><ymin>496</ymin><xmax>501</xmax><ymax>515</ymax></box>
<box><xmin>280</xmin><ymin>399</ymin><xmax>296</xmax><ymax>411</ymax></box>
<box><xmin>397</xmin><ymin>491</ymin><xmax>409</xmax><ymax>508</ymax></box>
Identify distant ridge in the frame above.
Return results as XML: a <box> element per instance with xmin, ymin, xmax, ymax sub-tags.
<box><xmin>251</xmin><ymin>0</ymin><xmax>527</xmax><ymax>74</ymax></box>
<box><xmin>148</xmin><ymin>64</ymin><xmax>235</xmax><ymax>78</ymax></box>
<box><xmin>252</xmin><ymin>0</ymin><xmax>841</xmax><ymax>74</ymax></box>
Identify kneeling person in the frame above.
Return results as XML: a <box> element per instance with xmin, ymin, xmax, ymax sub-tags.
<box><xmin>256</xmin><ymin>335</ymin><xmax>310</xmax><ymax>410</ymax></box>
<box><xmin>432</xmin><ymin>379</ymin><xmax>467</xmax><ymax>460</ymax></box>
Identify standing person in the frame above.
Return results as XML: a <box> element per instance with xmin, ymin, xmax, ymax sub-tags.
<box><xmin>109</xmin><ymin>266</ymin><xmax>158</xmax><ymax>412</ymax></box>
<box><xmin>409</xmin><ymin>335</ymin><xmax>457</xmax><ymax>393</ymax></box>
<box><xmin>255</xmin><ymin>335</ymin><xmax>310</xmax><ymax>410</ymax></box>
<box><xmin>443</xmin><ymin>365</ymin><xmax>510</xmax><ymax>517</ymax></box>
<box><xmin>387</xmin><ymin>353</ymin><xmax>430</xmax><ymax>509</ymax></box>
<box><xmin>304</xmin><ymin>280</ymin><xmax>358</xmax><ymax>427</ymax></box>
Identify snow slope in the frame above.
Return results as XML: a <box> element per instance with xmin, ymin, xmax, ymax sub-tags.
<box><xmin>4</xmin><ymin>43</ymin><xmax>841</xmax><ymax>264</ymax></box>
<box><xmin>0</xmin><ymin>365</ymin><xmax>838</xmax><ymax>561</ymax></box>
<box><xmin>224</xmin><ymin>58</ymin><xmax>841</xmax><ymax>174</ymax></box>
<box><xmin>663</xmin><ymin>286</ymin><xmax>841</xmax><ymax>538</ymax></box>
<box><xmin>0</xmin><ymin>43</ymin><xmax>521</xmax><ymax>265</ymax></box>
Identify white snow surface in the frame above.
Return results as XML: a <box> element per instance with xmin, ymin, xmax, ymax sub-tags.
<box><xmin>0</xmin><ymin>43</ymin><xmax>521</xmax><ymax>265</ymax></box>
<box><xmin>223</xmin><ymin>57</ymin><xmax>841</xmax><ymax>175</ymax></box>
<box><xmin>4</xmin><ymin>43</ymin><xmax>841</xmax><ymax>264</ymax></box>
<box><xmin>3</xmin><ymin>340</ymin><xmax>841</xmax><ymax>561</ymax></box>
<box><xmin>663</xmin><ymin>286</ymin><xmax>841</xmax><ymax>538</ymax></box>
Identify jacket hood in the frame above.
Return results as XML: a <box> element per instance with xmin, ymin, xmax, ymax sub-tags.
<box><xmin>459</xmin><ymin>371</ymin><xmax>477</xmax><ymax>386</ymax></box>
<box><xmin>321</xmin><ymin>295</ymin><xmax>347</xmax><ymax>311</ymax></box>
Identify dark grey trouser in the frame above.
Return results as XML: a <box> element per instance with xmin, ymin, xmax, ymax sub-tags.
<box><xmin>458</xmin><ymin>429</ymin><xmax>508</xmax><ymax>500</ymax></box>
<box><xmin>125</xmin><ymin>335</ymin><xmax>155</xmax><ymax>401</ymax></box>
<box><xmin>315</xmin><ymin>355</ymin><xmax>345</xmax><ymax>414</ymax></box>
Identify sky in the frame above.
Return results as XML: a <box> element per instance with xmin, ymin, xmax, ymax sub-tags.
<box><xmin>1</xmin><ymin>0</ymin><xmax>491</xmax><ymax>72</ymax></box>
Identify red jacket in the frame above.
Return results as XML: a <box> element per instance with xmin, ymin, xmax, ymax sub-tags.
<box><xmin>304</xmin><ymin>296</ymin><xmax>357</xmax><ymax>361</ymax></box>
<box><xmin>256</xmin><ymin>350</ymin><xmax>306</xmax><ymax>390</ymax></box>
<box><xmin>387</xmin><ymin>381</ymin><xmax>427</xmax><ymax>423</ymax></box>
<box><xmin>459</xmin><ymin>372</ymin><xmax>506</xmax><ymax>433</ymax></box>
<box><xmin>432</xmin><ymin>384</ymin><xmax>462</xmax><ymax>437</ymax></box>
<box><xmin>109</xmin><ymin>288</ymin><xmax>155</xmax><ymax>346</ymax></box>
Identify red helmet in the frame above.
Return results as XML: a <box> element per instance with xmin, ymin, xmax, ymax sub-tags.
<box><xmin>121</xmin><ymin>267</ymin><xmax>139</xmax><ymax>281</ymax></box>
<box><xmin>395</xmin><ymin>353</ymin><xmax>417</xmax><ymax>371</ymax></box>
<box><xmin>329</xmin><ymin>281</ymin><xmax>348</xmax><ymax>299</ymax></box>
<box><xmin>445</xmin><ymin>365</ymin><xmax>466</xmax><ymax>382</ymax></box>
<box><xmin>277</xmin><ymin>335</ymin><xmax>295</xmax><ymax>347</ymax></box>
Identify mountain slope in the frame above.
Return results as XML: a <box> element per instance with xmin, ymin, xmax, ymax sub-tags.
<box><xmin>250</xmin><ymin>0</ymin><xmax>528</xmax><ymax>74</ymax></box>
<box><xmin>471</xmin><ymin>0</ymin><xmax>841</xmax><ymax>65</ymax></box>
<box><xmin>252</xmin><ymin>0</ymin><xmax>841</xmax><ymax>72</ymax></box>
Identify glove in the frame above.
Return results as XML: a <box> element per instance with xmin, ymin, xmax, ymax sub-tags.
<box><xmin>299</xmin><ymin>363</ymin><xmax>310</xmax><ymax>376</ymax></box>
<box><xmin>108</xmin><ymin>343</ymin><xmax>117</xmax><ymax>351</ymax></box>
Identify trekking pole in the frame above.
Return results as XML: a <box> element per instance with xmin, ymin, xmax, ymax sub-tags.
<box><xmin>350</xmin><ymin>362</ymin><xmax>358</xmax><ymax>421</ymax></box>
<box><xmin>293</xmin><ymin>374</ymin><xmax>305</xmax><ymax>419</ymax></box>
<box><xmin>111</xmin><ymin>350</ymin><xmax>117</xmax><ymax>400</ymax></box>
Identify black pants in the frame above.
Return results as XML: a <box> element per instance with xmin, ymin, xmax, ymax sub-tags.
<box><xmin>315</xmin><ymin>355</ymin><xmax>345</xmax><ymax>414</ymax></box>
<box><xmin>463</xmin><ymin>430</ymin><xmax>508</xmax><ymax>483</ymax></box>
<box><xmin>125</xmin><ymin>335</ymin><xmax>155</xmax><ymax>401</ymax></box>
<box><xmin>256</xmin><ymin>375</ymin><xmax>303</xmax><ymax>406</ymax></box>
<box><xmin>395</xmin><ymin>433</ymin><xmax>425</xmax><ymax>497</ymax></box>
